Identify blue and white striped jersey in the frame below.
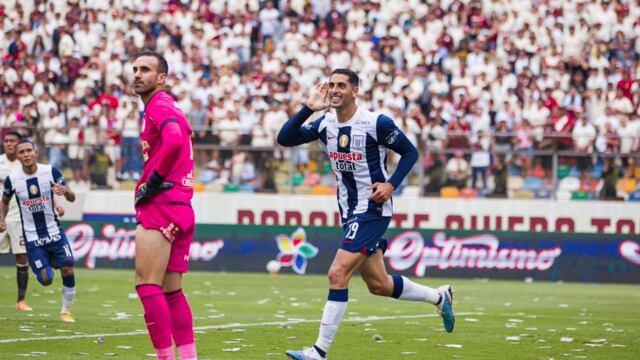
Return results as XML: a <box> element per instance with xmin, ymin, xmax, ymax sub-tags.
<box><xmin>279</xmin><ymin>106</ymin><xmax>418</xmax><ymax>220</ymax></box>
<box><xmin>3</xmin><ymin>164</ymin><xmax>66</xmax><ymax>247</ymax></box>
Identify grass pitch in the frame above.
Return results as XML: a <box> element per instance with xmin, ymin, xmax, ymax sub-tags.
<box><xmin>0</xmin><ymin>267</ymin><xmax>638</xmax><ymax>359</ymax></box>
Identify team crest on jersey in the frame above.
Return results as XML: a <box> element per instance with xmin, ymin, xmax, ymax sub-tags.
<box><xmin>352</xmin><ymin>135</ymin><xmax>364</xmax><ymax>148</ymax></box>
<box><xmin>29</xmin><ymin>185</ymin><xmax>38</xmax><ymax>195</ymax></box>
<box><xmin>339</xmin><ymin>134</ymin><xmax>349</xmax><ymax>148</ymax></box>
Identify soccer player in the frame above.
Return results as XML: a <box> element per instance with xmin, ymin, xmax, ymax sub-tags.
<box><xmin>0</xmin><ymin>140</ymin><xmax>77</xmax><ymax>323</ymax></box>
<box><xmin>278</xmin><ymin>69</ymin><xmax>455</xmax><ymax>360</ymax></box>
<box><xmin>0</xmin><ymin>131</ymin><xmax>32</xmax><ymax>311</ymax></box>
<box><xmin>132</xmin><ymin>50</ymin><xmax>197</xmax><ymax>360</ymax></box>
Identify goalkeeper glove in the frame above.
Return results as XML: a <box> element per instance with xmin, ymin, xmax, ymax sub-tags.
<box><xmin>135</xmin><ymin>171</ymin><xmax>174</xmax><ymax>205</ymax></box>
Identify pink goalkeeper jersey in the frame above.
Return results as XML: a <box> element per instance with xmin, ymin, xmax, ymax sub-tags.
<box><xmin>136</xmin><ymin>91</ymin><xmax>194</xmax><ymax>206</ymax></box>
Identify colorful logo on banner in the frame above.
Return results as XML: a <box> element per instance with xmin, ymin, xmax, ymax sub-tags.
<box><xmin>274</xmin><ymin>227</ymin><xmax>319</xmax><ymax>274</ymax></box>
<box><xmin>620</xmin><ymin>240</ymin><xmax>640</xmax><ymax>266</ymax></box>
<box><xmin>65</xmin><ymin>223</ymin><xmax>224</xmax><ymax>269</ymax></box>
<box><xmin>385</xmin><ymin>231</ymin><xmax>562</xmax><ymax>277</ymax></box>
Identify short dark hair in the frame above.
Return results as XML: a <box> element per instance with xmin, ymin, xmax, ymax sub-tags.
<box><xmin>331</xmin><ymin>68</ymin><xmax>359</xmax><ymax>87</ymax></box>
<box><xmin>4</xmin><ymin>131</ymin><xmax>22</xmax><ymax>140</ymax></box>
<box><xmin>17</xmin><ymin>139</ymin><xmax>36</xmax><ymax>149</ymax></box>
<box><xmin>135</xmin><ymin>50</ymin><xmax>169</xmax><ymax>75</ymax></box>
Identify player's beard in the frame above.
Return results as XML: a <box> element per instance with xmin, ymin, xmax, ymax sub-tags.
<box><xmin>134</xmin><ymin>84</ymin><xmax>154</xmax><ymax>96</ymax></box>
<box><xmin>133</xmin><ymin>80</ymin><xmax>159</xmax><ymax>97</ymax></box>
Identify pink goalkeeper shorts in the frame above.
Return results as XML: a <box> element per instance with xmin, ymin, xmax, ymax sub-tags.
<box><xmin>136</xmin><ymin>202</ymin><xmax>195</xmax><ymax>273</ymax></box>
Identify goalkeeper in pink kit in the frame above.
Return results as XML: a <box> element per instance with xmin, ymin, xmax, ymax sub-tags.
<box><xmin>132</xmin><ymin>50</ymin><xmax>197</xmax><ymax>360</ymax></box>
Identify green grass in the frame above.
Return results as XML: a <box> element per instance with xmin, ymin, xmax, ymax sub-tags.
<box><xmin>0</xmin><ymin>268</ymin><xmax>639</xmax><ymax>359</ymax></box>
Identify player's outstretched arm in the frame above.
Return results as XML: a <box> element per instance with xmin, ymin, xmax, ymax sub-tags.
<box><xmin>277</xmin><ymin>83</ymin><xmax>329</xmax><ymax>147</ymax></box>
<box><xmin>277</xmin><ymin>82</ymin><xmax>329</xmax><ymax>147</ymax></box>
<box><xmin>305</xmin><ymin>82</ymin><xmax>330</xmax><ymax>112</ymax></box>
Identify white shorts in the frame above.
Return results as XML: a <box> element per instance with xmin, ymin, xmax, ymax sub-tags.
<box><xmin>0</xmin><ymin>221</ymin><xmax>26</xmax><ymax>254</ymax></box>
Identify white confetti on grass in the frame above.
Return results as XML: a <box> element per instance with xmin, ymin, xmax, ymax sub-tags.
<box><xmin>401</xmin><ymin>352</ymin><xmax>416</xmax><ymax>355</ymax></box>
<box><xmin>606</xmin><ymin>328</ymin><xmax>625</xmax><ymax>333</ymax></box>
<box><xmin>222</xmin><ymin>348</ymin><xmax>241</xmax><ymax>352</ymax></box>
<box><xmin>611</xmin><ymin>344</ymin><xmax>626</xmax><ymax>348</ymax></box>
<box><xmin>559</xmin><ymin>304</ymin><xmax>568</xmax><ymax>308</ymax></box>
<box><xmin>257</xmin><ymin>298</ymin><xmax>270</xmax><ymax>305</ymax></box>
<box><xmin>110</xmin><ymin>312</ymin><xmax>133</xmax><ymax>320</ymax></box>
<box><xmin>506</xmin><ymin>336</ymin><xmax>521</xmax><ymax>341</ymax></box>
<box><xmin>443</xmin><ymin>344</ymin><xmax>463</xmax><ymax>348</ymax></box>
<box><xmin>116</xmin><ymin>346</ymin><xmax>132</xmax><ymax>349</ymax></box>
<box><xmin>589</xmin><ymin>339</ymin><xmax>607</xmax><ymax>343</ymax></box>
<box><xmin>413</xmin><ymin>338</ymin><xmax>427</xmax><ymax>342</ymax></box>
<box><xmin>464</xmin><ymin>318</ymin><xmax>479</xmax><ymax>322</ymax></box>
<box><xmin>560</xmin><ymin>337</ymin><xmax>574</xmax><ymax>343</ymax></box>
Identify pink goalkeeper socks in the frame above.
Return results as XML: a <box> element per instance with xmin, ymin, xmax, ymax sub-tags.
<box><xmin>165</xmin><ymin>289</ymin><xmax>197</xmax><ymax>359</ymax></box>
<box><xmin>136</xmin><ymin>284</ymin><xmax>174</xmax><ymax>358</ymax></box>
<box><xmin>156</xmin><ymin>346</ymin><xmax>175</xmax><ymax>360</ymax></box>
<box><xmin>177</xmin><ymin>343</ymin><xmax>197</xmax><ymax>360</ymax></box>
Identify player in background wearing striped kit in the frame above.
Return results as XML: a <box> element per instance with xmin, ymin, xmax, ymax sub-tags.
<box><xmin>0</xmin><ymin>139</ymin><xmax>77</xmax><ymax>322</ymax></box>
<box><xmin>278</xmin><ymin>69</ymin><xmax>455</xmax><ymax>360</ymax></box>
<box><xmin>0</xmin><ymin>131</ymin><xmax>32</xmax><ymax>311</ymax></box>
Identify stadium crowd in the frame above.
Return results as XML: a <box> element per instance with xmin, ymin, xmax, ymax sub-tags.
<box><xmin>0</xmin><ymin>0</ymin><xmax>639</xmax><ymax>199</ymax></box>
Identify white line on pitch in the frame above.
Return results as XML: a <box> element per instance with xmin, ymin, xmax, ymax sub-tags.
<box><xmin>0</xmin><ymin>312</ymin><xmax>480</xmax><ymax>344</ymax></box>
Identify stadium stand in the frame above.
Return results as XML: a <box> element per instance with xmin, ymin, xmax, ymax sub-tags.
<box><xmin>0</xmin><ymin>0</ymin><xmax>638</xmax><ymax>200</ymax></box>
